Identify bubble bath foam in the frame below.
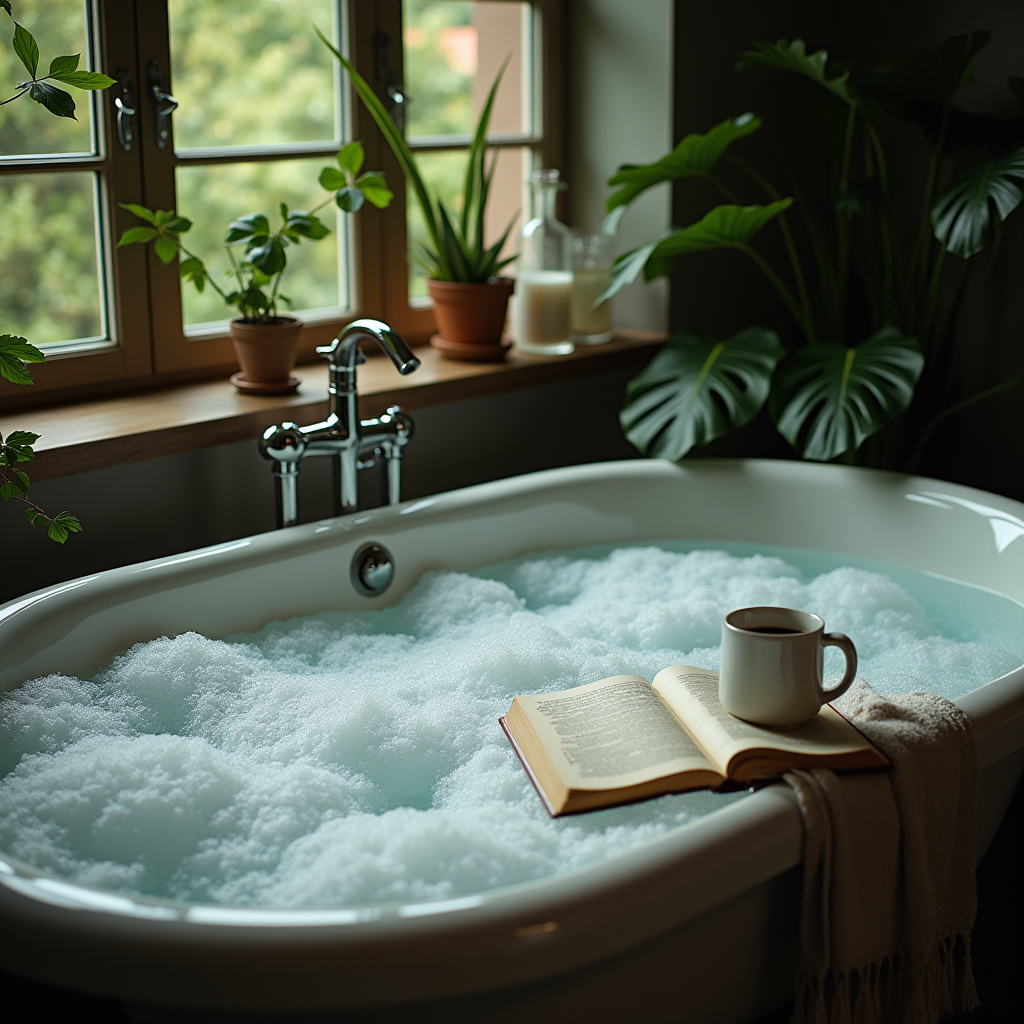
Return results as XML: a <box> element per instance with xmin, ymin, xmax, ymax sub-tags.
<box><xmin>1</xmin><ymin>544</ymin><xmax>1020</xmax><ymax>909</ymax></box>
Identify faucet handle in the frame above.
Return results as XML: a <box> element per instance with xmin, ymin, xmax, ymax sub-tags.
<box><xmin>316</xmin><ymin>338</ymin><xmax>365</xmax><ymax>368</ymax></box>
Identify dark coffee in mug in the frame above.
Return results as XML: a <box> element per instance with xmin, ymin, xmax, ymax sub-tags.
<box><xmin>745</xmin><ymin>626</ymin><xmax>802</xmax><ymax>634</ymax></box>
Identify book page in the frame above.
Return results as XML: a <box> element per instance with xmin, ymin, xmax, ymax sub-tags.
<box><xmin>513</xmin><ymin>675</ymin><xmax>718</xmax><ymax>790</ymax></box>
<box><xmin>652</xmin><ymin>665</ymin><xmax>880</xmax><ymax>776</ymax></box>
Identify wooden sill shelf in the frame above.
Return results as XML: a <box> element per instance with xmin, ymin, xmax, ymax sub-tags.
<box><xmin>2</xmin><ymin>330</ymin><xmax>666</xmax><ymax>482</ymax></box>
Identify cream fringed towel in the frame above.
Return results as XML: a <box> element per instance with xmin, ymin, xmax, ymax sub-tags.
<box><xmin>784</xmin><ymin>681</ymin><xmax>980</xmax><ymax>1024</ymax></box>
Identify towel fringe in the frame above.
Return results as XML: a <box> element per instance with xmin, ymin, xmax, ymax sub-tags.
<box><xmin>789</xmin><ymin>934</ymin><xmax>979</xmax><ymax>1024</ymax></box>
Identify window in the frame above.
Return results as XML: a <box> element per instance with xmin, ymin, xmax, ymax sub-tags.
<box><xmin>0</xmin><ymin>0</ymin><xmax>563</xmax><ymax>403</ymax></box>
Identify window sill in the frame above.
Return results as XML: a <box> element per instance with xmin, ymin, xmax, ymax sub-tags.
<box><xmin>3</xmin><ymin>330</ymin><xmax>666</xmax><ymax>482</ymax></box>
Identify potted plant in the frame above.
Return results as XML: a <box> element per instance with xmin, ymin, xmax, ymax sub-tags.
<box><xmin>317</xmin><ymin>29</ymin><xmax>517</xmax><ymax>362</ymax></box>
<box><xmin>600</xmin><ymin>35</ymin><xmax>1024</xmax><ymax>471</ymax></box>
<box><xmin>119</xmin><ymin>141</ymin><xmax>393</xmax><ymax>392</ymax></box>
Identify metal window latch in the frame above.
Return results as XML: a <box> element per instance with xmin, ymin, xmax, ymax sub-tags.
<box><xmin>112</xmin><ymin>69</ymin><xmax>136</xmax><ymax>152</ymax></box>
<box><xmin>148</xmin><ymin>61</ymin><xmax>178</xmax><ymax>149</ymax></box>
<box><xmin>374</xmin><ymin>31</ymin><xmax>408</xmax><ymax>131</ymax></box>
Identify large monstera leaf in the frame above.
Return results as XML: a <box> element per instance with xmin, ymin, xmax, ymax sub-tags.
<box><xmin>600</xmin><ymin>200</ymin><xmax>793</xmax><ymax>302</ymax></box>
<box><xmin>932</xmin><ymin>146</ymin><xmax>1024</xmax><ymax>258</ymax></box>
<box><xmin>771</xmin><ymin>327</ymin><xmax>924</xmax><ymax>461</ymax></box>
<box><xmin>737</xmin><ymin>39</ymin><xmax>853</xmax><ymax>105</ymax></box>
<box><xmin>604</xmin><ymin>114</ymin><xmax>762</xmax><ymax>214</ymax></box>
<box><xmin>620</xmin><ymin>327</ymin><xmax>784</xmax><ymax>461</ymax></box>
<box><xmin>862</xmin><ymin>31</ymin><xmax>990</xmax><ymax>124</ymax></box>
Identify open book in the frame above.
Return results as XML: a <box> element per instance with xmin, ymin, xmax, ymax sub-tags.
<box><xmin>501</xmin><ymin>666</ymin><xmax>889</xmax><ymax>816</ymax></box>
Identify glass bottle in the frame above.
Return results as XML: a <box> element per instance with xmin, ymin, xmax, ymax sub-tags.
<box><xmin>512</xmin><ymin>169</ymin><xmax>574</xmax><ymax>355</ymax></box>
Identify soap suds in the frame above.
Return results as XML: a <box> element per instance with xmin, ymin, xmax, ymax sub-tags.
<box><xmin>0</xmin><ymin>547</ymin><xmax>1019</xmax><ymax>908</ymax></box>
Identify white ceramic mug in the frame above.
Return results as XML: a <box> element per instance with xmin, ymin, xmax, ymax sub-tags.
<box><xmin>719</xmin><ymin>606</ymin><xmax>857</xmax><ymax>728</ymax></box>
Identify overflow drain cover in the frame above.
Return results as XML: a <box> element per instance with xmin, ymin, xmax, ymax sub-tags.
<box><xmin>351</xmin><ymin>543</ymin><xmax>394</xmax><ymax>597</ymax></box>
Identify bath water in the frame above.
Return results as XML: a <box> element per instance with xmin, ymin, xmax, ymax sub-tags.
<box><xmin>1</xmin><ymin>544</ymin><xmax>1021</xmax><ymax>908</ymax></box>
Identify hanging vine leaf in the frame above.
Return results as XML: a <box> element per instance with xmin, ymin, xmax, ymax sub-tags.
<box><xmin>620</xmin><ymin>327</ymin><xmax>784</xmax><ymax>460</ymax></box>
<box><xmin>771</xmin><ymin>327</ymin><xmax>924</xmax><ymax>461</ymax></box>
<box><xmin>605</xmin><ymin>114</ymin><xmax>762</xmax><ymax>212</ymax></box>
<box><xmin>932</xmin><ymin>146</ymin><xmax>1024</xmax><ymax>258</ymax></box>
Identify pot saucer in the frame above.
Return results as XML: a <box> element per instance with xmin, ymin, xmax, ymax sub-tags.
<box><xmin>230</xmin><ymin>373</ymin><xmax>301</xmax><ymax>395</ymax></box>
<box><xmin>429</xmin><ymin>334</ymin><xmax>512</xmax><ymax>363</ymax></box>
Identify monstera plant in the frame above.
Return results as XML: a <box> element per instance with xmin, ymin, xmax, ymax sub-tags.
<box><xmin>605</xmin><ymin>33</ymin><xmax>1024</xmax><ymax>468</ymax></box>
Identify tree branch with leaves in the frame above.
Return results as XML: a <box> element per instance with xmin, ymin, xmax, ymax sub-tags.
<box><xmin>1</xmin><ymin>2</ymin><xmax>113</xmax><ymax>541</ymax></box>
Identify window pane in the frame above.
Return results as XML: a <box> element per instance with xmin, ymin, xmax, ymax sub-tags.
<box><xmin>407</xmin><ymin>145</ymin><xmax>529</xmax><ymax>300</ymax></box>
<box><xmin>169</xmin><ymin>0</ymin><xmax>341</xmax><ymax>152</ymax></box>
<box><xmin>0</xmin><ymin>171</ymin><xmax>105</xmax><ymax>347</ymax></box>
<box><xmin>403</xmin><ymin>1</ymin><xmax>531</xmax><ymax>139</ymax></box>
<box><xmin>175</xmin><ymin>158</ymin><xmax>349</xmax><ymax>330</ymax></box>
<box><xmin>0</xmin><ymin>0</ymin><xmax>95</xmax><ymax>158</ymax></box>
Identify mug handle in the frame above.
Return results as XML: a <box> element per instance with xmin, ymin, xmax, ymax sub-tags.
<box><xmin>818</xmin><ymin>632</ymin><xmax>858</xmax><ymax>704</ymax></box>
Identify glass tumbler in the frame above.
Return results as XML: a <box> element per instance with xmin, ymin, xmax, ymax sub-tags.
<box><xmin>571</xmin><ymin>234</ymin><xmax>614</xmax><ymax>344</ymax></box>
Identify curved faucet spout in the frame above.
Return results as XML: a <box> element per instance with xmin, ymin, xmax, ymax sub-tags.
<box><xmin>316</xmin><ymin>318</ymin><xmax>420</xmax><ymax>377</ymax></box>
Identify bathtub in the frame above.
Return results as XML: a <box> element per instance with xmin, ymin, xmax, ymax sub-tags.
<box><xmin>1</xmin><ymin>458</ymin><xmax>1022</xmax><ymax>1022</ymax></box>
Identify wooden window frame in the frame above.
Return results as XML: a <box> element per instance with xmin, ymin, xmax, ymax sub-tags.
<box><xmin>1</xmin><ymin>0</ymin><xmax>565</xmax><ymax>408</ymax></box>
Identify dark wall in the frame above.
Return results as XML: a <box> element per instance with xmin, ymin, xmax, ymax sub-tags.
<box><xmin>670</xmin><ymin>0</ymin><xmax>1024</xmax><ymax>500</ymax></box>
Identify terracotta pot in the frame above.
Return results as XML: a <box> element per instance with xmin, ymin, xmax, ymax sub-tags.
<box><xmin>229</xmin><ymin>316</ymin><xmax>303</xmax><ymax>387</ymax></box>
<box><xmin>427</xmin><ymin>277</ymin><xmax>514</xmax><ymax>346</ymax></box>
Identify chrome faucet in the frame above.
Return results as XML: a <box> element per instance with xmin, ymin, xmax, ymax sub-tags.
<box><xmin>259</xmin><ymin>319</ymin><xmax>421</xmax><ymax>528</ymax></box>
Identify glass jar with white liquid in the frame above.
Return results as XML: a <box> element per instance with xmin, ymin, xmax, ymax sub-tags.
<box><xmin>512</xmin><ymin>169</ymin><xmax>574</xmax><ymax>356</ymax></box>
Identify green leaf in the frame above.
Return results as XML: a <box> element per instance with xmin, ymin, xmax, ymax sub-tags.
<box><xmin>602</xmin><ymin>201</ymin><xmax>793</xmax><ymax>302</ymax></box>
<box><xmin>867</xmin><ymin>31</ymin><xmax>990</xmax><ymax>109</ymax></box>
<box><xmin>47</xmin><ymin>513</ymin><xmax>82</xmax><ymax>543</ymax></box>
<box><xmin>225</xmin><ymin>213</ymin><xmax>270</xmax><ymax>245</ymax></box>
<box><xmin>737</xmin><ymin>38</ymin><xmax>852</xmax><ymax>104</ymax></box>
<box><xmin>47</xmin><ymin>53</ymin><xmax>80</xmax><ymax>76</ymax></box>
<box><xmin>285</xmin><ymin>212</ymin><xmax>330</xmax><ymax>240</ymax></box>
<box><xmin>621</xmin><ymin>327</ymin><xmax>785</xmax><ymax>460</ymax></box>
<box><xmin>599</xmin><ymin>239</ymin><xmax>662</xmax><ymax>303</ymax></box>
<box><xmin>0</xmin><ymin>334</ymin><xmax>45</xmax><ymax>385</ymax></box>
<box><xmin>606</xmin><ymin>114</ymin><xmax>762</xmax><ymax>212</ymax></box>
<box><xmin>29</xmin><ymin>81</ymin><xmax>75</xmax><ymax>119</ymax></box>
<box><xmin>117</xmin><ymin>225</ymin><xmax>158</xmax><ymax>247</ymax></box>
<box><xmin>120</xmin><ymin>203</ymin><xmax>158</xmax><ymax>225</ymax></box>
<box><xmin>25</xmin><ymin>508</ymin><xmax>47</xmax><ymax>527</ymax></box>
<box><xmin>51</xmin><ymin>69</ymin><xmax>114</xmax><ymax>90</ymax></box>
<box><xmin>643</xmin><ymin>200</ymin><xmax>794</xmax><ymax>278</ymax></box>
<box><xmin>355</xmin><ymin>172</ymin><xmax>393</xmax><ymax>208</ymax></box>
<box><xmin>151</xmin><ymin>209</ymin><xmax>173</xmax><ymax>229</ymax></box>
<box><xmin>0</xmin><ymin>467</ymin><xmax>30</xmax><ymax>499</ymax></box>
<box><xmin>246</xmin><ymin>237</ymin><xmax>286</xmax><ymax>275</ymax></box>
<box><xmin>319</xmin><ymin>166</ymin><xmax>347</xmax><ymax>191</ymax></box>
<box><xmin>1</xmin><ymin>3</ymin><xmax>13</xmax><ymax>17</ymax></box>
<box><xmin>771</xmin><ymin>327</ymin><xmax>924</xmax><ymax>461</ymax></box>
<box><xmin>165</xmin><ymin>215</ymin><xmax>192</xmax><ymax>234</ymax></box>
<box><xmin>336</xmin><ymin>140</ymin><xmax>365</xmax><ymax>177</ymax></box>
<box><xmin>12</xmin><ymin>21</ymin><xmax>38</xmax><ymax>77</ymax></box>
<box><xmin>1</xmin><ymin>428</ymin><xmax>39</xmax><ymax>465</ymax></box>
<box><xmin>334</xmin><ymin>186</ymin><xmax>365</xmax><ymax>213</ymax></box>
<box><xmin>179</xmin><ymin>256</ymin><xmax>207</xmax><ymax>291</ymax></box>
<box><xmin>932</xmin><ymin>146</ymin><xmax>1024</xmax><ymax>259</ymax></box>
<box><xmin>153</xmin><ymin>234</ymin><xmax>178</xmax><ymax>264</ymax></box>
